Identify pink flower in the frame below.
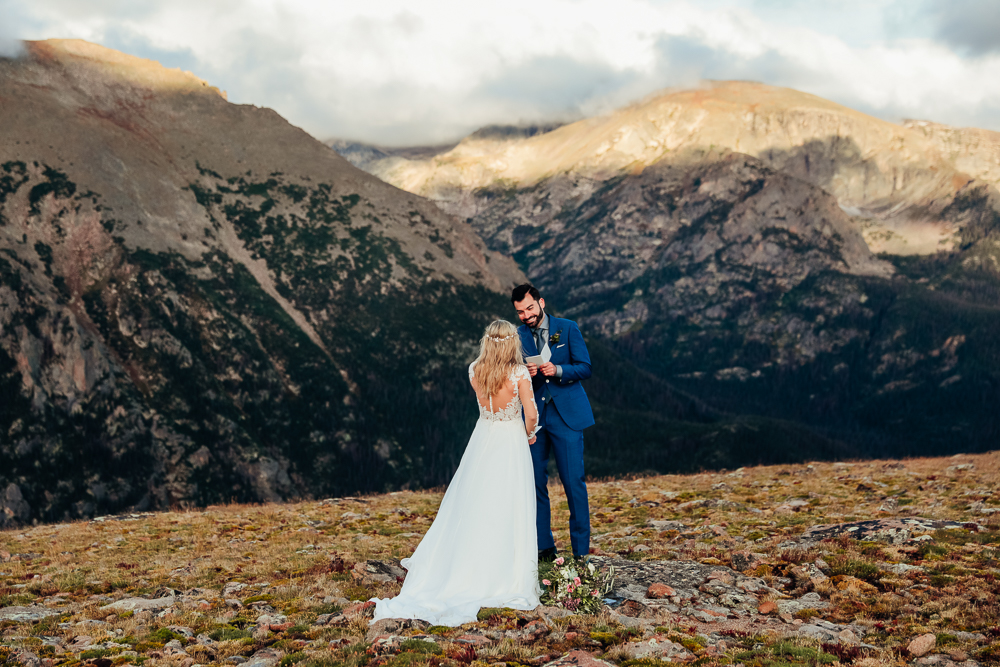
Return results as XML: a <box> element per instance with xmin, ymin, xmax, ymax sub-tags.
<box><xmin>554</xmin><ymin>556</ymin><xmax>565</xmax><ymax>565</ymax></box>
<box><xmin>567</xmin><ymin>583</ymin><xmax>576</xmax><ymax>593</ymax></box>
<box><xmin>573</xmin><ymin>577</ymin><xmax>581</xmax><ymax>585</ymax></box>
<box><xmin>542</xmin><ymin>579</ymin><xmax>551</xmax><ymax>586</ymax></box>
<box><xmin>591</xmin><ymin>590</ymin><xmax>599</xmax><ymax>597</ymax></box>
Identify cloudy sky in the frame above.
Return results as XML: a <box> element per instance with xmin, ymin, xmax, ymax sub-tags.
<box><xmin>2</xmin><ymin>0</ymin><xmax>999</xmax><ymax>145</ymax></box>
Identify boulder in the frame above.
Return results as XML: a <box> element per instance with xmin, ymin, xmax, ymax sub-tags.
<box><xmin>542</xmin><ymin>650</ymin><xmax>617</xmax><ymax>667</ymax></box>
<box><xmin>757</xmin><ymin>601</ymin><xmax>777</xmax><ymax>615</ymax></box>
<box><xmin>101</xmin><ymin>595</ymin><xmax>176</xmax><ymax>612</ymax></box>
<box><xmin>0</xmin><ymin>607</ymin><xmax>61</xmax><ymax>622</ymax></box>
<box><xmin>352</xmin><ymin>560</ymin><xmax>406</xmax><ymax>585</ymax></box>
<box><xmin>908</xmin><ymin>634</ymin><xmax>937</xmax><ymax>658</ymax></box>
<box><xmin>242</xmin><ymin>648</ymin><xmax>282</xmax><ymax>667</ymax></box>
<box><xmin>365</xmin><ymin>617</ymin><xmax>428</xmax><ymax>642</ymax></box>
<box><xmin>646</xmin><ymin>583</ymin><xmax>676</xmax><ymax>599</ymax></box>
<box><xmin>622</xmin><ymin>637</ymin><xmax>695</xmax><ymax>661</ymax></box>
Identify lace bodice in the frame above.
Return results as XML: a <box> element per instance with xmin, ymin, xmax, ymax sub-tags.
<box><xmin>468</xmin><ymin>363</ymin><xmax>532</xmax><ymax>423</ymax></box>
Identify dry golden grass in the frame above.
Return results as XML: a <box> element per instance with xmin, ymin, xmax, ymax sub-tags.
<box><xmin>1</xmin><ymin>451</ymin><xmax>999</xmax><ymax>667</ymax></box>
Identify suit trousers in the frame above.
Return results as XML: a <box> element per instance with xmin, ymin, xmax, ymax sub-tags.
<box><xmin>530</xmin><ymin>400</ymin><xmax>590</xmax><ymax>558</ymax></box>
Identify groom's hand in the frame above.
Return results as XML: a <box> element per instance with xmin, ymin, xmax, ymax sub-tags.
<box><xmin>540</xmin><ymin>362</ymin><xmax>558</xmax><ymax>377</ymax></box>
<box><xmin>526</xmin><ymin>362</ymin><xmax>538</xmax><ymax>377</ymax></box>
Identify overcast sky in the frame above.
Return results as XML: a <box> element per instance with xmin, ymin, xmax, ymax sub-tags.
<box><xmin>2</xmin><ymin>0</ymin><xmax>999</xmax><ymax>145</ymax></box>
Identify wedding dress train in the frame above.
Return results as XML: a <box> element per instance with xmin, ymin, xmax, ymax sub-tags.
<box><xmin>371</xmin><ymin>364</ymin><xmax>540</xmax><ymax>627</ymax></box>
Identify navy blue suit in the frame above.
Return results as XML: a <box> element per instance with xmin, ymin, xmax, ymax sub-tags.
<box><xmin>518</xmin><ymin>316</ymin><xmax>594</xmax><ymax>557</ymax></box>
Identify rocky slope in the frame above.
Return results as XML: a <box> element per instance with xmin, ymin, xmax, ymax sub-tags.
<box><xmin>364</xmin><ymin>82</ymin><xmax>1000</xmax><ymax>256</ymax></box>
<box><xmin>0</xmin><ymin>39</ymin><xmax>532</xmax><ymax>526</ymax></box>
<box><xmin>335</xmin><ymin>82</ymin><xmax>1000</xmax><ymax>457</ymax></box>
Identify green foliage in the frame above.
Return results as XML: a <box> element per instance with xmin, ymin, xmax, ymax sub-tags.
<box><xmin>148</xmin><ymin>628</ymin><xmax>185</xmax><ymax>643</ymax></box>
<box><xmin>208</xmin><ymin>626</ymin><xmax>251</xmax><ymax>641</ymax></box>
<box><xmin>33</xmin><ymin>241</ymin><xmax>53</xmax><ymax>276</ymax></box>
<box><xmin>305</xmin><ymin>642</ymin><xmax>370</xmax><ymax>667</ymax></box>
<box><xmin>398</xmin><ymin>639</ymin><xmax>442</xmax><ymax>655</ymax></box>
<box><xmin>476</xmin><ymin>608</ymin><xmax>514</xmax><ymax>621</ymax></box>
<box><xmin>279</xmin><ymin>652</ymin><xmax>307</xmax><ymax>667</ymax></box>
<box><xmin>929</xmin><ymin>574</ymin><xmax>956</xmax><ymax>588</ymax></box>
<box><xmin>589</xmin><ymin>626</ymin><xmax>641</xmax><ymax>646</ymax></box>
<box><xmin>829</xmin><ymin>557</ymin><xmax>881</xmax><ymax>584</ymax></box>
<box><xmin>27</xmin><ymin>166</ymin><xmax>75</xmax><ymax>213</ymax></box>
<box><xmin>0</xmin><ymin>160</ymin><xmax>28</xmax><ymax>208</ymax></box>
<box><xmin>735</xmin><ymin>640</ymin><xmax>839</xmax><ymax>667</ymax></box>
<box><xmin>243</xmin><ymin>594</ymin><xmax>274</xmax><ymax>604</ymax></box>
<box><xmin>917</xmin><ymin>542</ymin><xmax>950</xmax><ymax>559</ymax></box>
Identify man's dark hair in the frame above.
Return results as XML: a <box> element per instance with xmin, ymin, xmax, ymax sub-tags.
<box><xmin>511</xmin><ymin>283</ymin><xmax>541</xmax><ymax>304</ymax></box>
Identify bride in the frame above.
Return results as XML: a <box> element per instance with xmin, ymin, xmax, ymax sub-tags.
<box><xmin>371</xmin><ymin>320</ymin><xmax>541</xmax><ymax>626</ymax></box>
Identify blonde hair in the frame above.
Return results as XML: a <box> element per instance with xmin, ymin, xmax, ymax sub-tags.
<box><xmin>472</xmin><ymin>320</ymin><xmax>525</xmax><ymax>398</ymax></box>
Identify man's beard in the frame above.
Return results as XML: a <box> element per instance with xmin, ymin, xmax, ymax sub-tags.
<box><xmin>524</xmin><ymin>308</ymin><xmax>544</xmax><ymax>329</ymax></box>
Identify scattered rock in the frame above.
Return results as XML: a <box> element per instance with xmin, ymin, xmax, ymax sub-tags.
<box><xmin>222</xmin><ymin>582</ymin><xmax>248</xmax><ymax>597</ymax></box>
<box><xmin>242</xmin><ymin>648</ymin><xmax>282</xmax><ymax>667</ymax></box>
<box><xmin>799</xmin><ymin>518</ymin><xmax>977</xmax><ymax>545</ymax></box>
<box><xmin>10</xmin><ymin>649</ymin><xmax>40</xmax><ymax>667</ymax></box>
<box><xmin>352</xmin><ymin>560</ymin><xmax>406</xmax><ymax>585</ymax></box>
<box><xmin>454</xmin><ymin>634</ymin><xmax>491</xmax><ymax>646</ymax></box>
<box><xmin>777</xmin><ymin>592</ymin><xmax>829</xmax><ymax>615</ymax></box>
<box><xmin>647</xmin><ymin>520</ymin><xmax>686</xmax><ymax>531</ymax></box>
<box><xmin>758</xmin><ymin>601</ymin><xmax>777</xmax><ymax>615</ymax></box>
<box><xmin>730</xmin><ymin>551</ymin><xmax>767</xmax><ymax>572</ymax></box>
<box><xmin>508</xmin><ymin>620</ymin><xmax>549</xmax><ymax>641</ymax></box>
<box><xmin>646</xmin><ymin>583</ymin><xmax>676</xmax><ymax>599</ymax></box>
<box><xmin>622</xmin><ymin>636</ymin><xmax>695</xmax><ymax>661</ymax></box>
<box><xmin>0</xmin><ymin>607</ymin><xmax>61</xmax><ymax>622</ymax></box>
<box><xmin>101</xmin><ymin>595</ymin><xmax>176</xmax><ymax>612</ymax></box>
<box><xmin>542</xmin><ymin>650</ymin><xmax>617</xmax><ymax>667</ymax></box>
<box><xmin>366</xmin><ymin>617</ymin><xmax>429</xmax><ymax>641</ymax></box>
<box><xmin>908</xmin><ymin>633</ymin><xmax>937</xmax><ymax>658</ymax></box>
<box><xmin>790</xmin><ymin>564</ymin><xmax>828</xmax><ymax>588</ymax></box>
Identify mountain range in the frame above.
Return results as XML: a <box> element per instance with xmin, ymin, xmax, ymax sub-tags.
<box><xmin>1</xmin><ymin>42</ymin><xmax>840</xmax><ymax>527</ymax></box>
<box><xmin>332</xmin><ymin>81</ymin><xmax>1000</xmax><ymax>460</ymax></box>
<box><xmin>1</xmin><ymin>42</ymin><xmax>998</xmax><ymax>526</ymax></box>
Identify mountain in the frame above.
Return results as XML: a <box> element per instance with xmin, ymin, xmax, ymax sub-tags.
<box><xmin>0</xmin><ymin>39</ymin><xmax>533</xmax><ymax>526</ymax></box>
<box><xmin>0</xmin><ymin>44</ymin><xmax>847</xmax><ymax>528</ymax></box>
<box><xmin>334</xmin><ymin>81</ymin><xmax>1000</xmax><ymax>456</ymax></box>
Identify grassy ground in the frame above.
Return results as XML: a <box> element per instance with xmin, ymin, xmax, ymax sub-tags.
<box><xmin>2</xmin><ymin>451</ymin><xmax>999</xmax><ymax>667</ymax></box>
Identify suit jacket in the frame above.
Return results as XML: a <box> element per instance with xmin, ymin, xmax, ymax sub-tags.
<box><xmin>518</xmin><ymin>316</ymin><xmax>595</xmax><ymax>431</ymax></box>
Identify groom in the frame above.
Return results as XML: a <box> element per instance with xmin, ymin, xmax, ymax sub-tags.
<box><xmin>512</xmin><ymin>284</ymin><xmax>594</xmax><ymax>561</ymax></box>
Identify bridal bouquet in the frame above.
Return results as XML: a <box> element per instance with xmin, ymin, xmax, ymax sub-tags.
<box><xmin>538</xmin><ymin>557</ymin><xmax>615</xmax><ymax>614</ymax></box>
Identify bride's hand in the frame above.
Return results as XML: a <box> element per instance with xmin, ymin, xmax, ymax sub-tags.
<box><xmin>527</xmin><ymin>434</ymin><xmax>537</xmax><ymax>445</ymax></box>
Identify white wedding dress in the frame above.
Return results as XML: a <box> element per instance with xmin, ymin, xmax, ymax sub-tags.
<box><xmin>371</xmin><ymin>363</ymin><xmax>540</xmax><ymax>627</ymax></box>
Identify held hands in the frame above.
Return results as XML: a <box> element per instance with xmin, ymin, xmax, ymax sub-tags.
<box><xmin>528</xmin><ymin>434</ymin><xmax>537</xmax><ymax>445</ymax></box>
<box><xmin>526</xmin><ymin>362</ymin><xmax>538</xmax><ymax>377</ymax></box>
<box><xmin>539</xmin><ymin>362</ymin><xmax>558</xmax><ymax>377</ymax></box>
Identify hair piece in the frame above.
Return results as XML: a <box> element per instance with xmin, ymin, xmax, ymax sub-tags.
<box><xmin>472</xmin><ymin>320</ymin><xmax>525</xmax><ymax>399</ymax></box>
<box><xmin>511</xmin><ymin>283</ymin><xmax>540</xmax><ymax>304</ymax></box>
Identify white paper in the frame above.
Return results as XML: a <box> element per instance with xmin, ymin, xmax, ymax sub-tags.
<box><xmin>524</xmin><ymin>354</ymin><xmax>544</xmax><ymax>365</ymax></box>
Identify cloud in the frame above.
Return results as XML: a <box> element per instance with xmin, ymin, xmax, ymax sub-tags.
<box><xmin>930</xmin><ymin>0</ymin><xmax>1000</xmax><ymax>56</ymax></box>
<box><xmin>0</xmin><ymin>0</ymin><xmax>29</xmax><ymax>57</ymax></box>
<box><xmin>2</xmin><ymin>0</ymin><xmax>1000</xmax><ymax>144</ymax></box>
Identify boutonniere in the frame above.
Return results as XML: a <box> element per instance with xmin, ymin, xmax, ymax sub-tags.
<box><xmin>549</xmin><ymin>331</ymin><xmax>561</xmax><ymax>346</ymax></box>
